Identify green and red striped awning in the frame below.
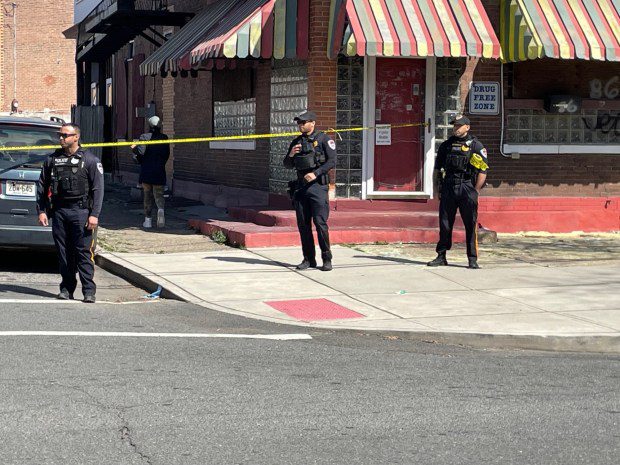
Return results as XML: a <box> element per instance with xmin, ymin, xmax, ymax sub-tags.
<box><xmin>189</xmin><ymin>0</ymin><xmax>308</xmax><ymax>64</ymax></box>
<box><xmin>327</xmin><ymin>0</ymin><xmax>501</xmax><ymax>59</ymax></box>
<box><xmin>501</xmin><ymin>0</ymin><xmax>620</xmax><ymax>62</ymax></box>
<box><xmin>140</xmin><ymin>0</ymin><xmax>308</xmax><ymax>76</ymax></box>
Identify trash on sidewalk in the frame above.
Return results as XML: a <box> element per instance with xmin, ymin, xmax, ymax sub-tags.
<box><xmin>143</xmin><ymin>285</ymin><xmax>162</xmax><ymax>300</ymax></box>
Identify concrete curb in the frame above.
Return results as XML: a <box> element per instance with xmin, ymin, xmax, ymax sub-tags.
<box><xmin>96</xmin><ymin>252</ymin><xmax>620</xmax><ymax>354</ymax></box>
<box><xmin>95</xmin><ymin>253</ymin><xmax>192</xmax><ymax>302</ymax></box>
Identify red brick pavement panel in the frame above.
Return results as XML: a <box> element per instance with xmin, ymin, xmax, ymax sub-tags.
<box><xmin>266</xmin><ymin>298</ymin><xmax>365</xmax><ymax>321</ymax></box>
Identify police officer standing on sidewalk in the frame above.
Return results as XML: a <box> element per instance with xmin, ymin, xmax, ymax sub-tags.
<box><xmin>428</xmin><ymin>116</ymin><xmax>488</xmax><ymax>269</ymax></box>
<box><xmin>37</xmin><ymin>123</ymin><xmax>104</xmax><ymax>302</ymax></box>
<box><xmin>284</xmin><ymin>110</ymin><xmax>336</xmax><ymax>271</ymax></box>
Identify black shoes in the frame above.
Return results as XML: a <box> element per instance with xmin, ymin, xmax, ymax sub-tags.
<box><xmin>427</xmin><ymin>253</ymin><xmax>479</xmax><ymax>269</ymax></box>
<box><xmin>427</xmin><ymin>253</ymin><xmax>448</xmax><ymax>267</ymax></box>
<box><xmin>296</xmin><ymin>259</ymin><xmax>333</xmax><ymax>271</ymax></box>
<box><xmin>58</xmin><ymin>289</ymin><xmax>96</xmax><ymax>303</ymax></box>
<box><xmin>296</xmin><ymin>259</ymin><xmax>317</xmax><ymax>270</ymax></box>
<box><xmin>57</xmin><ymin>289</ymin><xmax>73</xmax><ymax>300</ymax></box>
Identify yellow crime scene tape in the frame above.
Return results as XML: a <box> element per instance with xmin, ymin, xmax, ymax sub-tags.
<box><xmin>0</xmin><ymin>122</ymin><xmax>429</xmax><ymax>152</ymax></box>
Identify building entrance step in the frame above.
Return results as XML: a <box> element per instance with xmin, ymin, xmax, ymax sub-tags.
<box><xmin>189</xmin><ymin>218</ymin><xmax>465</xmax><ymax>248</ymax></box>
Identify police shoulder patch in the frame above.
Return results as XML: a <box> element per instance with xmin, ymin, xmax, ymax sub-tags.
<box><xmin>328</xmin><ymin>139</ymin><xmax>336</xmax><ymax>150</ymax></box>
<box><xmin>481</xmin><ymin>148</ymin><xmax>488</xmax><ymax>157</ymax></box>
<box><xmin>97</xmin><ymin>162</ymin><xmax>104</xmax><ymax>174</ymax></box>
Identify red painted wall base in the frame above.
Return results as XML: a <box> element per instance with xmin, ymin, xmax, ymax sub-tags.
<box><xmin>269</xmin><ymin>194</ymin><xmax>619</xmax><ymax>233</ymax></box>
<box><xmin>479</xmin><ymin>197</ymin><xmax>620</xmax><ymax>233</ymax></box>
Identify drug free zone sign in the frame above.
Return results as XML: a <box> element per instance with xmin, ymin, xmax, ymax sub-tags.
<box><xmin>469</xmin><ymin>82</ymin><xmax>500</xmax><ymax>115</ymax></box>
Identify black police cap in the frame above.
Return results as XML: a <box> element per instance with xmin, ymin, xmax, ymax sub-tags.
<box><xmin>450</xmin><ymin>115</ymin><xmax>471</xmax><ymax>126</ymax></box>
<box><xmin>294</xmin><ymin>110</ymin><xmax>317</xmax><ymax>122</ymax></box>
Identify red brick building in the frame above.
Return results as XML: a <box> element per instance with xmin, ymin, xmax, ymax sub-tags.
<box><xmin>1</xmin><ymin>0</ymin><xmax>76</xmax><ymax>118</ymax></box>
<box><xmin>73</xmin><ymin>0</ymin><xmax>620</xmax><ymax>235</ymax></box>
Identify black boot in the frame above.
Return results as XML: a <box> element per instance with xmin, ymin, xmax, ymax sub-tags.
<box><xmin>296</xmin><ymin>259</ymin><xmax>317</xmax><ymax>270</ymax></box>
<box><xmin>468</xmin><ymin>258</ymin><xmax>480</xmax><ymax>269</ymax></box>
<box><xmin>57</xmin><ymin>289</ymin><xmax>73</xmax><ymax>300</ymax></box>
<box><xmin>427</xmin><ymin>252</ymin><xmax>448</xmax><ymax>267</ymax></box>
<box><xmin>321</xmin><ymin>251</ymin><xmax>333</xmax><ymax>271</ymax></box>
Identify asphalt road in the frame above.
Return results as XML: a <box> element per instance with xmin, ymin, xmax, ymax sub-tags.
<box><xmin>0</xmin><ymin>252</ymin><xmax>618</xmax><ymax>465</ymax></box>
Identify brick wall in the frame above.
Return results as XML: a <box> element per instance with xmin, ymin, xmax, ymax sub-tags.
<box><xmin>473</xmin><ymin>0</ymin><xmax>620</xmax><ymax>197</ymax></box>
<box><xmin>307</xmin><ymin>0</ymin><xmax>337</xmax><ymax>131</ymax></box>
<box><xmin>1</xmin><ymin>0</ymin><xmax>76</xmax><ymax>114</ymax></box>
<box><xmin>307</xmin><ymin>0</ymin><xmax>337</xmax><ymax>190</ymax></box>
<box><xmin>161</xmin><ymin>75</ymin><xmax>175</xmax><ymax>184</ymax></box>
<box><xmin>171</xmin><ymin>62</ymin><xmax>271</xmax><ymax>190</ymax></box>
<box><xmin>115</xmin><ymin>38</ymin><xmax>155</xmax><ymax>181</ymax></box>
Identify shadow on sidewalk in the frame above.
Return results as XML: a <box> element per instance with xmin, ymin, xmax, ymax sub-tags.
<box><xmin>203</xmin><ymin>256</ymin><xmax>286</xmax><ymax>267</ymax></box>
<box><xmin>0</xmin><ymin>284</ymin><xmax>58</xmax><ymax>298</ymax></box>
<box><xmin>353</xmin><ymin>255</ymin><xmax>428</xmax><ymax>266</ymax></box>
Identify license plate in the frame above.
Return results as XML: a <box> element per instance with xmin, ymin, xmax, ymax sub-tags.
<box><xmin>6</xmin><ymin>181</ymin><xmax>35</xmax><ymax>197</ymax></box>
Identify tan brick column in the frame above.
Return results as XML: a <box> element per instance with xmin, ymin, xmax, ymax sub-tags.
<box><xmin>307</xmin><ymin>0</ymin><xmax>338</xmax><ymax>193</ymax></box>
<box><xmin>308</xmin><ymin>0</ymin><xmax>337</xmax><ymax>128</ymax></box>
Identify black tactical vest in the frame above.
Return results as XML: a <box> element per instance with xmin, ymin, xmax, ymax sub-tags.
<box><xmin>293</xmin><ymin>133</ymin><xmax>326</xmax><ymax>172</ymax></box>
<box><xmin>445</xmin><ymin>137</ymin><xmax>475</xmax><ymax>180</ymax></box>
<box><xmin>51</xmin><ymin>155</ymin><xmax>89</xmax><ymax>202</ymax></box>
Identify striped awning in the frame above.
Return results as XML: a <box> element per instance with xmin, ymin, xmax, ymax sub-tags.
<box><xmin>140</xmin><ymin>0</ymin><xmax>308</xmax><ymax>76</ymax></box>
<box><xmin>190</xmin><ymin>0</ymin><xmax>309</xmax><ymax>64</ymax></box>
<box><xmin>327</xmin><ymin>0</ymin><xmax>501</xmax><ymax>59</ymax></box>
<box><xmin>501</xmin><ymin>0</ymin><xmax>620</xmax><ymax>62</ymax></box>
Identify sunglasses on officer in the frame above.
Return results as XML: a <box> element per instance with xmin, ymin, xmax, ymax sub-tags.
<box><xmin>57</xmin><ymin>132</ymin><xmax>77</xmax><ymax>139</ymax></box>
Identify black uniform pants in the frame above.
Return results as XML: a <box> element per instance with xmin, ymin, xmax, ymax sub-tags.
<box><xmin>293</xmin><ymin>181</ymin><xmax>332</xmax><ymax>262</ymax></box>
<box><xmin>436</xmin><ymin>180</ymin><xmax>479</xmax><ymax>259</ymax></box>
<box><xmin>52</xmin><ymin>207</ymin><xmax>97</xmax><ymax>296</ymax></box>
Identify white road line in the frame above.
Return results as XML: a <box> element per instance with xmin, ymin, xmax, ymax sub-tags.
<box><xmin>0</xmin><ymin>299</ymin><xmax>158</xmax><ymax>305</ymax></box>
<box><xmin>0</xmin><ymin>331</ymin><xmax>312</xmax><ymax>340</ymax></box>
<box><xmin>0</xmin><ymin>299</ymin><xmax>81</xmax><ymax>304</ymax></box>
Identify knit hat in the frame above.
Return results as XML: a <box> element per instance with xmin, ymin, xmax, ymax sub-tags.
<box><xmin>148</xmin><ymin>116</ymin><xmax>161</xmax><ymax>128</ymax></box>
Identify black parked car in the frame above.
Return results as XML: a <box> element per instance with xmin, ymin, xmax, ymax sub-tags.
<box><xmin>0</xmin><ymin>116</ymin><xmax>62</xmax><ymax>249</ymax></box>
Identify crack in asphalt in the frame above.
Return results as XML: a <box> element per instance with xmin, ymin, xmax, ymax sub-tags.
<box><xmin>56</xmin><ymin>382</ymin><xmax>154</xmax><ymax>464</ymax></box>
<box><xmin>119</xmin><ymin>416</ymin><xmax>153</xmax><ymax>465</ymax></box>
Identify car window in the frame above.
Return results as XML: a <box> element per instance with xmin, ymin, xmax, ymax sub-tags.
<box><xmin>0</xmin><ymin>125</ymin><xmax>59</xmax><ymax>171</ymax></box>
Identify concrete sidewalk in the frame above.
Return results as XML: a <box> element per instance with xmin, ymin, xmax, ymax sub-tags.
<box><xmin>97</xmin><ymin>244</ymin><xmax>620</xmax><ymax>353</ymax></box>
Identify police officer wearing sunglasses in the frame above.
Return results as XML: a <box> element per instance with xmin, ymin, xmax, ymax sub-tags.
<box><xmin>428</xmin><ymin>116</ymin><xmax>489</xmax><ymax>269</ymax></box>
<box><xmin>284</xmin><ymin>111</ymin><xmax>337</xmax><ymax>271</ymax></box>
<box><xmin>36</xmin><ymin>123</ymin><xmax>104</xmax><ymax>303</ymax></box>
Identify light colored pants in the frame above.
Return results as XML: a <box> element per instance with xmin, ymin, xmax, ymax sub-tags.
<box><xmin>143</xmin><ymin>183</ymin><xmax>165</xmax><ymax>217</ymax></box>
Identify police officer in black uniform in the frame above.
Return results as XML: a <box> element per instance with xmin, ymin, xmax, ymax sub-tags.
<box><xmin>284</xmin><ymin>110</ymin><xmax>337</xmax><ymax>271</ymax></box>
<box><xmin>37</xmin><ymin>123</ymin><xmax>104</xmax><ymax>302</ymax></box>
<box><xmin>428</xmin><ymin>116</ymin><xmax>489</xmax><ymax>269</ymax></box>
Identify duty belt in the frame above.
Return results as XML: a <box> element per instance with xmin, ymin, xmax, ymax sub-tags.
<box><xmin>445</xmin><ymin>175</ymin><xmax>473</xmax><ymax>184</ymax></box>
<box><xmin>54</xmin><ymin>198</ymin><xmax>88</xmax><ymax>209</ymax></box>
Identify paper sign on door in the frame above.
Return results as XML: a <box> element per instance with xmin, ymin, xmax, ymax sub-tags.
<box><xmin>376</xmin><ymin>124</ymin><xmax>392</xmax><ymax>146</ymax></box>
